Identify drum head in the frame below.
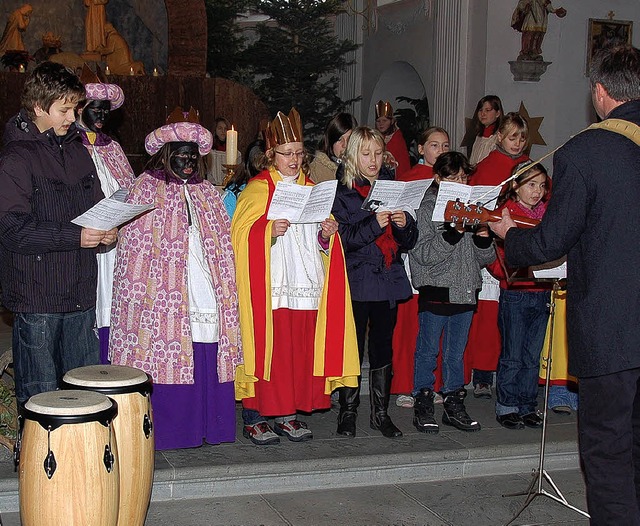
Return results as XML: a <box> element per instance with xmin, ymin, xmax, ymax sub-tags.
<box><xmin>23</xmin><ymin>390</ymin><xmax>117</xmax><ymax>429</ymax></box>
<box><xmin>62</xmin><ymin>365</ymin><xmax>151</xmax><ymax>395</ymax></box>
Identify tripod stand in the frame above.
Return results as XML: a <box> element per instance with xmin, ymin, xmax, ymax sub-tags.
<box><xmin>503</xmin><ymin>279</ymin><xmax>589</xmax><ymax>525</ymax></box>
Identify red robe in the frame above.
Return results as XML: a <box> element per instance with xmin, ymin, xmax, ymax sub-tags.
<box><xmin>386</xmin><ymin>129</ymin><xmax>411</xmax><ymax>179</ymax></box>
<box><xmin>465</xmin><ymin>149</ymin><xmax>529</xmax><ymax>377</ymax></box>
<box><xmin>397</xmin><ymin>163</ymin><xmax>432</xmax><ymax>182</ymax></box>
<box><xmin>231</xmin><ymin>168</ymin><xmax>359</xmax><ymax>414</ymax></box>
<box><xmin>391</xmin><ymin>163</ymin><xmax>432</xmax><ymax>393</ymax></box>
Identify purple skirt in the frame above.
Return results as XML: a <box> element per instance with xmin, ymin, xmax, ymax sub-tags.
<box><xmin>100</xmin><ymin>329</ymin><xmax>236</xmax><ymax>450</ymax></box>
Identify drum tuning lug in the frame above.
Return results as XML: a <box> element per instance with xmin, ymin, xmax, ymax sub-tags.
<box><xmin>44</xmin><ymin>450</ymin><xmax>57</xmax><ymax>479</ymax></box>
<box><xmin>143</xmin><ymin>414</ymin><xmax>153</xmax><ymax>439</ymax></box>
<box><xmin>103</xmin><ymin>444</ymin><xmax>115</xmax><ymax>473</ymax></box>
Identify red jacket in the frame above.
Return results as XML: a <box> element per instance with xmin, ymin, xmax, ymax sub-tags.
<box><xmin>489</xmin><ymin>199</ymin><xmax>550</xmax><ymax>292</ymax></box>
<box><xmin>386</xmin><ymin>129</ymin><xmax>411</xmax><ymax>179</ymax></box>
<box><xmin>472</xmin><ymin>149</ymin><xmax>529</xmax><ymax>187</ymax></box>
<box><xmin>398</xmin><ymin>163</ymin><xmax>432</xmax><ymax>182</ymax></box>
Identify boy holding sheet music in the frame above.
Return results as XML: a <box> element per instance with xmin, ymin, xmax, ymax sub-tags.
<box><xmin>409</xmin><ymin>151</ymin><xmax>495</xmax><ymax>434</ymax></box>
<box><xmin>0</xmin><ymin>62</ymin><xmax>113</xmax><ymax>405</ymax></box>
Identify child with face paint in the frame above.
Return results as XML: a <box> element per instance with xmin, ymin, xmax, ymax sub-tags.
<box><xmin>331</xmin><ymin>127</ymin><xmax>418</xmax><ymax>439</ymax></box>
<box><xmin>77</xmin><ymin>67</ymin><xmax>135</xmax><ymax>362</ymax></box>
<box><xmin>109</xmin><ymin>108</ymin><xmax>242</xmax><ymax>450</ymax></box>
<box><xmin>232</xmin><ymin>108</ymin><xmax>359</xmax><ymax>445</ymax></box>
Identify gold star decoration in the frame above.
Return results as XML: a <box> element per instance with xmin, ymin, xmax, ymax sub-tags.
<box><xmin>518</xmin><ymin>101</ymin><xmax>545</xmax><ymax>155</ymax></box>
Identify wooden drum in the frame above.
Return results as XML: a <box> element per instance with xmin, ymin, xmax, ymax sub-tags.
<box><xmin>62</xmin><ymin>365</ymin><xmax>154</xmax><ymax>526</ymax></box>
<box><xmin>17</xmin><ymin>390</ymin><xmax>119</xmax><ymax>526</ymax></box>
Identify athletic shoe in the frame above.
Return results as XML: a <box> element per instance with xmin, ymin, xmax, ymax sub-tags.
<box><xmin>242</xmin><ymin>422</ymin><xmax>280</xmax><ymax>445</ymax></box>
<box><xmin>273</xmin><ymin>419</ymin><xmax>313</xmax><ymax>442</ymax></box>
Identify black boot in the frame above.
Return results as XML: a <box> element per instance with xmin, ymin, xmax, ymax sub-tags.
<box><xmin>369</xmin><ymin>365</ymin><xmax>402</xmax><ymax>438</ymax></box>
<box><xmin>336</xmin><ymin>384</ymin><xmax>360</xmax><ymax>437</ymax></box>
<box><xmin>442</xmin><ymin>388</ymin><xmax>481</xmax><ymax>432</ymax></box>
<box><xmin>413</xmin><ymin>388</ymin><xmax>439</xmax><ymax>434</ymax></box>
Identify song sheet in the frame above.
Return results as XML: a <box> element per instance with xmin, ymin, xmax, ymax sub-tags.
<box><xmin>532</xmin><ymin>260</ymin><xmax>567</xmax><ymax>279</ymax></box>
<box><xmin>72</xmin><ymin>189</ymin><xmax>154</xmax><ymax>230</ymax></box>
<box><xmin>360</xmin><ymin>179</ymin><xmax>433</xmax><ymax>212</ymax></box>
<box><xmin>431</xmin><ymin>182</ymin><xmax>501</xmax><ymax>222</ymax></box>
<box><xmin>267</xmin><ymin>180</ymin><xmax>338</xmax><ymax>223</ymax></box>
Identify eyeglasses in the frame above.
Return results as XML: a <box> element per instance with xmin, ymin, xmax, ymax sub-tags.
<box><xmin>445</xmin><ymin>174</ymin><xmax>469</xmax><ymax>183</ymax></box>
<box><xmin>274</xmin><ymin>150</ymin><xmax>305</xmax><ymax>159</ymax></box>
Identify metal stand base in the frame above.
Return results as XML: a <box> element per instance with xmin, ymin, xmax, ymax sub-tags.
<box><xmin>503</xmin><ymin>280</ymin><xmax>589</xmax><ymax>525</ymax></box>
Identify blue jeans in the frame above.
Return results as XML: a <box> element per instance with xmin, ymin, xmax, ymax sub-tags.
<box><xmin>495</xmin><ymin>290</ymin><xmax>550</xmax><ymax>416</ymax></box>
<box><xmin>413</xmin><ymin>310</ymin><xmax>474</xmax><ymax>395</ymax></box>
<box><xmin>13</xmin><ymin>309</ymin><xmax>100</xmax><ymax>404</ymax></box>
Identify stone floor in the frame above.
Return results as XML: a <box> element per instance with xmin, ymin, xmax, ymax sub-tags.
<box><xmin>0</xmin><ymin>308</ymin><xmax>588</xmax><ymax>525</ymax></box>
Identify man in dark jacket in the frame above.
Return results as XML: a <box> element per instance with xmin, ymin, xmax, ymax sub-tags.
<box><xmin>491</xmin><ymin>45</ymin><xmax>640</xmax><ymax>524</ymax></box>
<box><xmin>0</xmin><ymin>62</ymin><xmax>117</xmax><ymax>405</ymax></box>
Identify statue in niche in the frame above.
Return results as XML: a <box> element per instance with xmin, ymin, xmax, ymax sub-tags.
<box><xmin>84</xmin><ymin>0</ymin><xmax>108</xmax><ymax>53</ymax></box>
<box><xmin>0</xmin><ymin>4</ymin><xmax>33</xmax><ymax>55</ymax></box>
<box><xmin>96</xmin><ymin>22</ymin><xmax>145</xmax><ymax>75</ymax></box>
<box><xmin>511</xmin><ymin>0</ymin><xmax>566</xmax><ymax>60</ymax></box>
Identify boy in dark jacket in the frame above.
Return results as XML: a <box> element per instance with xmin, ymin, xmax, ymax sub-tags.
<box><xmin>0</xmin><ymin>62</ymin><xmax>116</xmax><ymax>405</ymax></box>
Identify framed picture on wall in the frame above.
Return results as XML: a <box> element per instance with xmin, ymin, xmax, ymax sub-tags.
<box><xmin>587</xmin><ymin>18</ymin><xmax>633</xmax><ymax>75</ymax></box>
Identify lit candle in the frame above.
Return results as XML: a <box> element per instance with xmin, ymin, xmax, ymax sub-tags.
<box><xmin>153</xmin><ymin>67</ymin><xmax>159</xmax><ymax>77</ymax></box>
<box><xmin>18</xmin><ymin>64</ymin><xmax>25</xmax><ymax>73</ymax></box>
<box><xmin>104</xmin><ymin>65</ymin><xmax>110</xmax><ymax>76</ymax></box>
<box><xmin>129</xmin><ymin>66</ymin><xmax>134</xmax><ymax>76</ymax></box>
<box><xmin>226</xmin><ymin>126</ymin><xmax>238</xmax><ymax>165</ymax></box>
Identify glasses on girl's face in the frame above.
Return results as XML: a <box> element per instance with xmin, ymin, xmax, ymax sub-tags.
<box><xmin>445</xmin><ymin>174</ymin><xmax>469</xmax><ymax>183</ymax></box>
<box><xmin>275</xmin><ymin>150</ymin><xmax>304</xmax><ymax>159</ymax></box>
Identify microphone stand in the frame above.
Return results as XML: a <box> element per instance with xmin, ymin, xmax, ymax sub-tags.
<box><xmin>503</xmin><ymin>279</ymin><xmax>589</xmax><ymax>525</ymax></box>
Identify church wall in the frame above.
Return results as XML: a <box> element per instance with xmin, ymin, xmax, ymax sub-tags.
<box><xmin>361</xmin><ymin>0</ymin><xmax>434</xmax><ymax>127</ymax></box>
<box><xmin>484</xmin><ymin>0</ymin><xmax>640</xmax><ymax>163</ymax></box>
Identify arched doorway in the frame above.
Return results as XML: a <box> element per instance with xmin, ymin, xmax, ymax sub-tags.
<box><xmin>368</xmin><ymin>61</ymin><xmax>426</xmax><ymax>125</ymax></box>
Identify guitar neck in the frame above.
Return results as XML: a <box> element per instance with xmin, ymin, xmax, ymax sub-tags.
<box><xmin>484</xmin><ymin>210</ymin><xmax>540</xmax><ymax>228</ymax></box>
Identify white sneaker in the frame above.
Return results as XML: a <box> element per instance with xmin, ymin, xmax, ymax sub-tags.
<box><xmin>395</xmin><ymin>394</ymin><xmax>415</xmax><ymax>408</ymax></box>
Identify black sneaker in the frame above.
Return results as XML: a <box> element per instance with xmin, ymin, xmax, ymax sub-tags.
<box><xmin>496</xmin><ymin>413</ymin><xmax>525</xmax><ymax>430</ymax></box>
<box><xmin>413</xmin><ymin>389</ymin><xmax>439</xmax><ymax>434</ymax></box>
<box><xmin>521</xmin><ymin>411</ymin><xmax>543</xmax><ymax>428</ymax></box>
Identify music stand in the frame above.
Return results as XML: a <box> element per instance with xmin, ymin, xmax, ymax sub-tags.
<box><xmin>502</xmin><ymin>278</ymin><xmax>589</xmax><ymax>525</ymax></box>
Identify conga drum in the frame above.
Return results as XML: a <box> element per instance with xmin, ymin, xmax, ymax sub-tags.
<box><xmin>17</xmin><ymin>390</ymin><xmax>119</xmax><ymax>526</ymax></box>
<box><xmin>62</xmin><ymin>365</ymin><xmax>154</xmax><ymax>526</ymax></box>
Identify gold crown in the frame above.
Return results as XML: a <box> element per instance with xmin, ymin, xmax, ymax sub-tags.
<box><xmin>375</xmin><ymin>100</ymin><xmax>393</xmax><ymax>119</ymax></box>
<box><xmin>265</xmin><ymin>108</ymin><xmax>303</xmax><ymax>149</ymax></box>
<box><xmin>166</xmin><ymin>106</ymin><xmax>200</xmax><ymax>125</ymax></box>
<box><xmin>42</xmin><ymin>31</ymin><xmax>62</xmax><ymax>48</ymax></box>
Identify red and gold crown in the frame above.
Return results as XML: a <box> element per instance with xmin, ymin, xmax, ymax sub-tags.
<box><xmin>375</xmin><ymin>100</ymin><xmax>393</xmax><ymax>119</ymax></box>
<box><xmin>265</xmin><ymin>108</ymin><xmax>303</xmax><ymax>149</ymax></box>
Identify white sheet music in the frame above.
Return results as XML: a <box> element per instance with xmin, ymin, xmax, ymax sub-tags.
<box><xmin>72</xmin><ymin>190</ymin><xmax>154</xmax><ymax>230</ymax></box>
<box><xmin>361</xmin><ymin>179</ymin><xmax>433</xmax><ymax>212</ymax></box>
<box><xmin>533</xmin><ymin>261</ymin><xmax>567</xmax><ymax>279</ymax></box>
<box><xmin>431</xmin><ymin>182</ymin><xmax>501</xmax><ymax>222</ymax></box>
<box><xmin>267</xmin><ymin>180</ymin><xmax>338</xmax><ymax>223</ymax></box>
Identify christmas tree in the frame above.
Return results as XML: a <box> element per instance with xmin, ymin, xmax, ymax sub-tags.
<box><xmin>241</xmin><ymin>0</ymin><xmax>358</xmax><ymax>146</ymax></box>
